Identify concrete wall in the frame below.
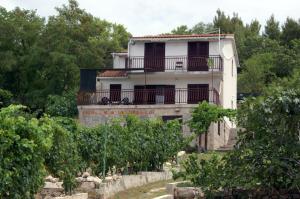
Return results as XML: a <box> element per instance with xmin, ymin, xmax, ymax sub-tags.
<box><xmin>113</xmin><ymin>55</ymin><xmax>126</xmax><ymax>69</ymax></box>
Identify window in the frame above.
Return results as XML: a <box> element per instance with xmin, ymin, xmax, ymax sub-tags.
<box><xmin>218</xmin><ymin>121</ymin><xmax>221</xmax><ymax>136</ymax></box>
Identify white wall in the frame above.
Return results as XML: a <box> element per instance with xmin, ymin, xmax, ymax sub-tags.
<box><xmin>128</xmin><ymin>40</ymin><xmax>222</xmax><ymax>71</ymax></box>
<box><xmin>96</xmin><ymin>74</ymin><xmax>221</xmax><ymax>105</ymax></box>
<box><xmin>113</xmin><ymin>56</ymin><xmax>126</xmax><ymax>69</ymax></box>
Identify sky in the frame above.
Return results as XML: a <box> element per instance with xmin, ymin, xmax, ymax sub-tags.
<box><xmin>1</xmin><ymin>0</ymin><xmax>299</xmax><ymax>36</ymax></box>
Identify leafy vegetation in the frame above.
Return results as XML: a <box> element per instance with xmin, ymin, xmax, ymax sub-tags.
<box><xmin>0</xmin><ymin>106</ymin><xmax>187</xmax><ymax>196</ymax></box>
<box><xmin>171</xmin><ymin>10</ymin><xmax>300</xmax><ymax>94</ymax></box>
<box><xmin>175</xmin><ymin>88</ymin><xmax>300</xmax><ymax>196</ymax></box>
<box><xmin>0</xmin><ymin>105</ymin><xmax>54</xmax><ymax>198</ymax></box>
<box><xmin>45</xmin><ymin>91</ymin><xmax>78</xmax><ymax>117</ymax></box>
<box><xmin>0</xmin><ymin>0</ymin><xmax>130</xmax><ymax>111</ymax></box>
<box><xmin>78</xmin><ymin>115</ymin><xmax>187</xmax><ymax>176</ymax></box>
<box><xmin>188</xmin><ymin>101</ymin><xmax>236</xmax><ymax>150</ymax></box>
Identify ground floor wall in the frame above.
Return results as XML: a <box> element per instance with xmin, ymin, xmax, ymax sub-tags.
<box><xmin>78</xmin><ymin>105</ymin><xmax>233</xmax><ymax>150</ymax></box>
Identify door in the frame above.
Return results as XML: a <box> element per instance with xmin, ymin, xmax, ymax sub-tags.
<box><xmin>144</xmin><ymin>43</ymin><xmax>165</xmax><ymax>72</ymax></box>
<box><xmin>134</xmin><ymin>85</ymin><xmax>145</xmax><ymax>104</ymax></box>
<box><xmin>110</xmin><ymin>84</ymin><xmax>121</xmax><ymax>102</ymax></box>
<box><xmin>164</xmin><ymin>85</ymin><xmax>175</xmax><ymax>104</ymax></box>
<box><xmin>188</xmin><ymin>42</ymin><xmax>209</xmax><ymax>71</ymax></box>
<box><xmin>187</xmin><ymin>84</ymin><xmax>209</xmax><ymax>104</ymax></box>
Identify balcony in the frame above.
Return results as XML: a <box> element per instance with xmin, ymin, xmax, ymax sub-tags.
<box><xmin>126</xmin><ymin>55</ymin><xmax>223</xmax><ymax>72</ymax></box>
<box><xmin>77</xmin><ymin>88</ymin><xmax>220</xmax><ymax>106</ymax></box>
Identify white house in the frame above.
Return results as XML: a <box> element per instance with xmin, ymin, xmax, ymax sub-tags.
<box><xmin>77</xmin><ymin>34</ymin><xmax>238</xmax><ymax>150</ymax></box>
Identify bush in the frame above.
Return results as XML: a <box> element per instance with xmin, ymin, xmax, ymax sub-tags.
<box><xmin>77</xmin><ymin>115</ymin><xmax>187</xmax><ymax>176</ymax></box>
<box><xmin>176</xmin><ymin>88</ymin><xmax>300</xmax><ymax>196</ymax></box>
<box><xmin>0</xmin><ymin>88</ymin><xmax>13</xmax><ymax>108</ymax></box>
<box><xmin>45</xmin><ymin>117</ymin><xmax>81</xmax><ymax>194</ymax></box>
<box><xmin>0</xmin><ymin>105</ymin><xmax>54</xmax><ymax>199</ymax></box>
<box><xmin>45</xmin><ymin>91</ymin><xmax>78</xmax><ymax>117</ymax></box>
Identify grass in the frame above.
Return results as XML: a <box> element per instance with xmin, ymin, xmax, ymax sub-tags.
<box><xmin>110</xmin><ymin>179</ymin><xmax>174</xmax><ymax>199</ymax></box>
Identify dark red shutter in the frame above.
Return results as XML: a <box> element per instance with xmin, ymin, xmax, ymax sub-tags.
<box><xmin>164</xmin><ymin>85</ymin><xmax>175</xmax><ymax>104</ymax></box>
<box><xmin>187</xmin><ymin>84</ymin><xmax>209</xmax><ymax>104</ymax></box>
<box><xmin>110</xmin><ymin>84</ymin><xmax>121</xmax><ymax>102</ymax></box>
<box><xmin>144</xmin><ymin>43</ymin><xmax>165</xmax><ymax>72</ymax></box>
<box><xmin>188</xmin><ymin>42</ymin><xmax>209</xmax><ymax>71</ymax></box>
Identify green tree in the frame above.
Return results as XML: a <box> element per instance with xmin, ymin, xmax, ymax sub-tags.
<box><xmin>238</xmin><ymin>53</ymin><xmax>276</xmax><ymax>93</ymax></box>
<box><xmin>281</xmin><ymin>18</ymin><xmax>300</xmax><ymax>44</ymax></box>
<box><xmin>189</xmin><ymin>102</ymin><xmax>236</xmax><ymax>150</ymax></box>
<box><xmin>264</xmin><ymin>14</ymin><xmax>281</xmax><ymax>40</ymax></box>
<box><xmin>171</xmin><ymin>25</ymin><xmax>191</xmax><ymax>34</ymax></box>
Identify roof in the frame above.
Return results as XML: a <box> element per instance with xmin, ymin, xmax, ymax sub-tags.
<box><xmin>98</xmin><ymin>70</ymin><xmax>128</xmax><ymax>78</ymax></box>
<box><xmin>131</xmin><ymin>34</ymin><xmax>234</xmax><ymax>41</ymax></box>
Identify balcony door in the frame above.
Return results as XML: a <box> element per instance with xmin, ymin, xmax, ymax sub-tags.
<box><xmin>134</xmin><ymin>85</ymin><xmax>175</xmax><ymax>104</ymax></box>
<box><xmin>110</xmin><ymin>84</ymin><xmax>121</xmax><ymax>102</ymax></box>
<box><xmin>187</xmin><ymin>84</ymin><xmax>209</xmax><ymax>104</ymax></box>
<box><xmin>144</xmin><ymin>43</ymin><xmax>165</xmax><ymax>72</ymax></box>
<box><xmin>188</xmin><ymin>42</ymin><xmax>209</xmax><ymax>71</ymax></box>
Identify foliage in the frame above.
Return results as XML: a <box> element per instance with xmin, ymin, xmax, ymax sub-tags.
<box><xmin>0</xmin><ymin>88</ymin><xmax>13</xmax><ymax>108</ymax></box>
<box><xmin>0</xmin><ymin>105</ymin><xmax>54</xmax><ymax>199</ymax></box>
<box><xmin>188</xmin><ymin>101</ymin><xmax>236</xmax><ymax>135</ymax></box>
<box><xmin>0</xmin><ymin>0</ymin><xmax>131</xmax><ymax>110</ymax></box>
<box><xmin>173</xmin><ymin>153</ymin><xmax>224</xmax><ymax>195</ymax></box>
<box><xmin>45</xmin><ymin>117</ymin><xmax>81</xmax><ymax>194</ymax></box>
<box><xmin>45</xmin><ymin>91</ymin><xmax>78</xmax><ymax>117</ymax></box>
<box><xmin>77</xmin><ymin>115</ymin><xmax>187</xmax><ymax>176</ymax></box>
<box><xmin>177</xmin><ymin>89</ymin><xmax>300</xmax><ymax>195</ymax></box>
<box><xmin>238</xmin><ymin>53</ymin><xmax>276</xmax><ymax>93</ymax></box>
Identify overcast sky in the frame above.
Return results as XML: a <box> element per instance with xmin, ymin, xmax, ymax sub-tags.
<box><xmin>1</xmin><ymin>0</ymin><xmax>299</xmax><ymax>35</ymax></box>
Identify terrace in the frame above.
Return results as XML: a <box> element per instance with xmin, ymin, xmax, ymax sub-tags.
<box><xmin>77</xmin><ymin>88</ymin><xmax>220</xmax><ymax>106</ymax></box>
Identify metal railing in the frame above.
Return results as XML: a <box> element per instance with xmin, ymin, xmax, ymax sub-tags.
<box><xmin>126</xmin><ymin>55</ymin><xmax>223</xmax><ymax>72</ymax></box>
<box><xmin>77</xmin><ymin>88</ymin><xmax>220</xmax><ymax>105</ymax></box>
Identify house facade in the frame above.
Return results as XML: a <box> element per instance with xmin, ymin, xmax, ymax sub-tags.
<box><xmin>77</xmin><ymin>34</ymin><xmax>238</xmax><ymax>150</ymax></box>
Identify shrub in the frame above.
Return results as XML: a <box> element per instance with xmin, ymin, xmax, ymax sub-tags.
<box><xmin>77</xmin><ymin>115</ymin><xmax>187</xmax><ymax>176</ymax></box>
<box><xmin>0</xmin><ymin>88</ymin><xmax>13</xmax><ymax>108</ymax></box>
<box><xmin>45</xmin><ymin>91</ymin><xmax>78</xmax><ymax>117</ymax></box>
<box><xmin>177</xmin><ymin>88</ymin><xmax>300</xmax><ymax>196</ymax></box>
<box><xmin>0</xmin><ymin>105</ymin><xmax>53</xmax><ymax>199</ymax></box>
<box><xmin>45</xmin><ymin>117</ymin><xmax>81</xmax><ymax>194</ymax></box>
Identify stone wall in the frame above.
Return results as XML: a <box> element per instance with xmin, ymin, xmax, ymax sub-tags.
<box><xmin>79</xmin><ymin>171</ymin><xmax>172</xmax><ymax>199</ymax></box>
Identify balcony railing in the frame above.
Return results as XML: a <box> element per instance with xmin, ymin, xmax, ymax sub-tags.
<box><xmin>77</xmin><ymin>88</ymin><xmax>220</xmax><ymax>106</ymax></box>
<box><xmin>126</xmin><ymin>55</ymin><xmax>223</xmax><ymax>72</ymax></box>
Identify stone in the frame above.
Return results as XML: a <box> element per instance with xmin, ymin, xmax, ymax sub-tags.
<box><xmin>75</xmin><ymin>177</ymin><xmax>84</xmax><ymax>183</ymax></box>
<box><xmin>45</xmin><ymin>175</ymin><xmax>59</xmax><ymax>183</ymax></box>
<box><xmin>82</xmin><ymin>172</ymin><xmax>90</xmax><ymax>178</ymax></box>
<box><xmin>86</xmin><ymin>176</ymin><xmax>102</xmax><ymax>185</ymax></box>
<box><xmin>80</xmin><ymin>181</ymin><xmax>95</xmax><ymax>190</ymax></box>
<box><xmin>105</xmin><ymin>176</ymin><xmax>113</xmax><ymax>182</ymax></box>
<box><xmin>177</xmin><ymin>151</ymin><xmax>186</xmax><ymax>157</ymax></box>
<box><xmin>44</xmin><ymin>182</ymin><xmax>63</xmax><ymax>189</ymax></box>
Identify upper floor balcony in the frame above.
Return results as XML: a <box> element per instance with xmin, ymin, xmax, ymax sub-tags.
<box><xmin>125</xmin><ymin>55</ymin><xmax>223</xmax><ymax>72</ymax></box>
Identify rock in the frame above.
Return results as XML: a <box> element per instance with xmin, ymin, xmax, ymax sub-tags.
<box><xmin>105</xmin><ymin>176</ymin><xmax>113</xmax><ymax>182</ymax></box>
<box><xmin>75</xmin><ymin>177</ymin><xmax>84</xmax><ymax>183</ymax></box>
<box><xmin>177</xmin><ymin>151</ymin><xmax>186</xmax><ymax>157</ymax></box>
<box><xmin>45</xmin><ymin>175</ymin><xmax>59</xmax><ymax>183</ymax></box>
<box><xmin>80</xmin><ymin>181</ymin><xmax>95</xmax><ymax>190</ymax></box>
<box><xmin>82</xmin><ymin>172</ymin><xmax>90</xmax><ymax>178</ymax></box>
<box><xmin>86</xmin><ymin>176</ymin><xmax>102</xmax><ymax>185</ymax></box>
<box><xmin>112</xmin><ymin>175</ymin><xmax>118</xmax><ymax>181</ymax></box>
<box><xmin>44</xmin><ymin>182</ymin><xmax>63</xmax><ymax>189</ymax></box>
